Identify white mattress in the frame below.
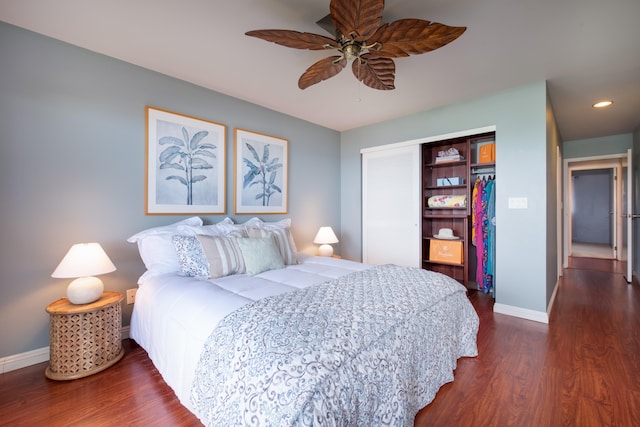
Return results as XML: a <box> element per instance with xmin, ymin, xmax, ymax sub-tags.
<box><xmin>129</xmin><ymin>254</ymin><xmax>371</xmax><ymax>414</ymax></box>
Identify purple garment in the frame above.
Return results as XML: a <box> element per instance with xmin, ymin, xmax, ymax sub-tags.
<box><xmin>474</xmin><ymin>179</ymin><xmax>485</xmax><ymax>285</ymax></box>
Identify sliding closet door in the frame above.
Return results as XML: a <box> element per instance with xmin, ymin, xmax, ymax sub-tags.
<box><xmin>362</xmin><ymin>144</ymin><xmax>421</xmax><ymax>267</ymax></box>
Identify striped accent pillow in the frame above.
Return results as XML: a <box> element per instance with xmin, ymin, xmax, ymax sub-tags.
<box><xmin>247</xmin><ymin>226</ymin><xmax>297</xmax><ymax>265</ymax></box>
<box><xmin>196</xmin><ymin>234</ymin><xmax>246</xmax><ymax>278</ymax></box>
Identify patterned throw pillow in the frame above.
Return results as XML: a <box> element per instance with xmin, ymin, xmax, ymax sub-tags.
<box><xmin>171</xmin><ymin>235</ymin><xmax>209</xmax><ymax>277</ymax></box>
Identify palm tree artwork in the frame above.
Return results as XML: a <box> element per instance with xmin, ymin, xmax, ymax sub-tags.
<box><xmin>158</xmin><ymin>125</ymin><xmax>217</xmax><ymax>205</ymax></box>
<box><xmin>242</xmin><ymin>142</ymin><xmax>283</xmax><ymax>207</ymax></box>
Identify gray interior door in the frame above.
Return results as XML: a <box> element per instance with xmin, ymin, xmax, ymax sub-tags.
<box><xmin>571</xmin><ymin>169</ymin><xmax>613</xmax><ymax>245</ymax></box>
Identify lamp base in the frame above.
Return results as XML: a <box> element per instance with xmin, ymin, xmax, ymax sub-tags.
<box><xmin>318</xmin><ymin>244</ymin><xmax>334</xmax><ymax>257</ymax></box>
<box><xmin>67</xmin><ymin>276</ymin><xmax>104</xmax><ymax>304</ymax></box>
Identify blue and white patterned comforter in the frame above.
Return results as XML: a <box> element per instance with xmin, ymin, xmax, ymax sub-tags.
<box><xmin>191</xmin><ymin>264</ymin><xmax>479</xmax><ymax>426</ymax></box>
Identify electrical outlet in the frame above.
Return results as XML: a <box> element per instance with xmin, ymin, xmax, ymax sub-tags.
<box><xmin>126</xmin><ymin>288</ymin><xmax>137</xmax><ymax>305</ymax></box>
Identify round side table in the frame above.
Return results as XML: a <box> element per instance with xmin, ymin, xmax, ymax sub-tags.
<box><xmin>45</xmin><ymin>291</ymin><xmax>124</xmax><ymax>380</ymax></box>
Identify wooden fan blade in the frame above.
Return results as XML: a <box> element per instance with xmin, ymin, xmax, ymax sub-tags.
<box><xmin>330</xmin><ymin>0</ymin><xmax>383</xmax><ymax>42</ymax></box>
<box><xmin>246</xmin><ymin>29</ymin><xmax>339</xmax><ymax>50</ymax></box>
<box><xmin>352</xmin><ymin>54</ymin><xmax>395</xmax><ymax>90</ymax></box>
<box><xmin>368</xmin><ymin>19</ymin><xmax>466</xmax><ymax>58</ymax></box>
<box><xmin>299</xmin><ymin>56</ymin><xmax>347</xmax><ymax>89</ymax></box>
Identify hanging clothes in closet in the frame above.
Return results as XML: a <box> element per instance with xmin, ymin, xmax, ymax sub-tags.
<box><xmin>472</xmin><ymin>176</ymin><xmax>496</xmax><ymax>294</ymax></box>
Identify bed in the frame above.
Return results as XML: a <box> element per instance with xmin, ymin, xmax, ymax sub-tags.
<box><xmin>128</xmin><ymin>217</ymin><xmax>479</xmax><ymax>426</ymax></box>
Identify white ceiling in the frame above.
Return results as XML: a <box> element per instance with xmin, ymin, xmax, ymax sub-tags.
<box><xmin>1</xmin><ymin>0</ymin><xmax>639</xmax><ymax>141</ymax></box>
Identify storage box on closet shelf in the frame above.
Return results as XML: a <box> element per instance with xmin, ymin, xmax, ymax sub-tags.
<box><xmin>434</xmin><ymin>147</ymin><xmax>464</xmax><ymax>164</ymax></box>
<box><xmin>436</xmin><ymin>177</ymin><xmax>464</xmax><ymax>186</ymax></box>
<box><xmin>478</xmin><ymin>143</ymin><xmax>495</xmax><ymax>163</ymax></box>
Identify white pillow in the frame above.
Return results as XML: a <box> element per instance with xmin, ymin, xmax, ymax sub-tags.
<box><xmin>216</xmin><ymin>217</ymin><xmax>262</xmax><ymax>236</ymax></box>
<box><xmin>177</xmin><ymin>217</ymin><xmax>234</xmax><ymax>237</ymax></box>
<box><xmin>127</xmin><ymin>217</ymin><xmax>234</xmax><ymax>279</ymax></box>
<box><xmin>127</xmin><ymin>216</ymin><xmax>203</xmax><ymax>242</ymax></box>
<box><xmin>197</xmin><ymin>234</ymin><xmax>246</xmax><ymax>278</ymax></box>
<box><xmin>127</xmin><ymin>217</ymin><xmax>203</xmax><ymax>276</ymax></box>
<box><xmin>246</xmin><ymin>226</ymin><xmax>297</xmax><ymax>265</ymax></box>
<box><xmin>237</xmin><ymin>236</ymin><xmax>284</xmax><ymax>276</ymax></box>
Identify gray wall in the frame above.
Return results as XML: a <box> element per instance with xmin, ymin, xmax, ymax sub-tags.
<box><xmin>0</xmin><ymin>22</ymin><xmax>341</xmax><ymax>358</ymax></box>
<box><xmin>571</xmin><ymin>169</ymin><xmax>613</xmax><ymax>244</ymax></box>
<box><xmin>545</xmin><ymin>94</ymin><xmax>561</xmax><ymax>307</ymax></box>
<box><xmin>340</xmin><ymin>81</ymin><xmax>558</xmax><ymax>314</ymax></box>
<box><xmin>563</xmin><ymin>134</ymin><xmax>633</xmax><ymax>159</ymax></box>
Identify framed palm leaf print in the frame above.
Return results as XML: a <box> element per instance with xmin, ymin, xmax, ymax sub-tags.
<box><xmin>145</xmin><ymin>106</ymin><xmax>226</xmax><ymax>215</ymax></box>
<box><xmin>234</xmin><ymin>128</ymin><xmax>288</xmax><ymax>214</ymax></box>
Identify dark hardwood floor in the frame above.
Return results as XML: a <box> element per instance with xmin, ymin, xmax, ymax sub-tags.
<box><xmin>417</xmin><ymin>257</ymin><xmax>640</xmax><ymax>426</ymax></box>
<box><xmin>1</xmin><ymin>257</ymin><xmax>639</xmax><ymax>426</ymax></box>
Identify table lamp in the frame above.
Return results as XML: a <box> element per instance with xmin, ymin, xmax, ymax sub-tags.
<box><xmin>313</xmin><ymin>226</ymin><xmax>339</xmax><ymax>257</ymax></box>
<box><xmin>51</xmin><ymin>243</ymin><xmax>116</xmax><ymax>304</ymax></box>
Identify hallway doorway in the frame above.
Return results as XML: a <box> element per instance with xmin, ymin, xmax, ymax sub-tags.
<box><xmin>563</xmin><ymin>154</ymin><xmax>629</xmax><ymax>268</ymax></box>
<box><xmin>570</xmin><ymin>168</ymin><xmax>614</xmax><ymax>259</ymax></box>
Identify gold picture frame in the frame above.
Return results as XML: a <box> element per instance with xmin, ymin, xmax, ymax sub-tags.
<box><xmin>145</xmin><ymin>106</ymin><xmax>226</xmax><ymax>215</ymax></box>
<box><xmin>234</xmin><ymin>128</ymin><xmax>288</xmax><ymax>214</ymax></box>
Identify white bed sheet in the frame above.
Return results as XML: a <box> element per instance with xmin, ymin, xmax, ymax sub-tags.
<box><xmin>129</xmin><ymin>254</ymin><xmax>370</xmax><ymax>414</ymax></box>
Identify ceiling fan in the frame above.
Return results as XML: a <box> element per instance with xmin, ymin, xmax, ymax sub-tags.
<box><xmin>246</xmin><ymin>0</ymin><xmax>466</xmax><ymax>91</ymax></box>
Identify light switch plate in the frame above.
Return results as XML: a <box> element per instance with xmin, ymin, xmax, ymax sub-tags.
<box><xmin>508</xmin><ymin>197</ymin><xmax>528</xmax><ymax>209</ymax></box>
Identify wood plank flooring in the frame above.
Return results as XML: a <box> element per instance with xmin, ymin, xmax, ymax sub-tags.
<box><xmin>417</xmin><ymin>257</ymin><xmax>640</xmax><ymax>426</ymax></box>
<box><xmin>1</xmin><ymin>257</ymin><xmax>639</xmax><ymax>426</ymax></box>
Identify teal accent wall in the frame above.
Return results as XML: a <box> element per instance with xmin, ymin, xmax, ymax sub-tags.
<box><xmin>340</xmin><ymin>82</ymin><xmax>557</xmax><ymax>314</ymax></box>
<box><xmin>0</xmin><ymin>22</ymin><xmax>340</xmax><ymax>357</ymax></box>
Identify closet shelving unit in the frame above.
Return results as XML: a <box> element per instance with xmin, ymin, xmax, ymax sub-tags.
<box><xmin>422</xmin><ymin>136</ymin><xmax>471</xmax><ymax>285</ymax></box>
<box><xmin>422</xmin><ymin>132</ymin><xmax>495</xmax><ymax>287</ymax></box>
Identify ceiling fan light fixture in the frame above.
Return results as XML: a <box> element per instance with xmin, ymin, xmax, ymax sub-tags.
<box><xmin>343</xmin><ymin>43</ymin><xmax>361</xmax><ymax>60</ymax></box>
<box><xmin>592</xmin><ymin>100</ymin><xmax>613</xmax><ymax>108</ymax></box>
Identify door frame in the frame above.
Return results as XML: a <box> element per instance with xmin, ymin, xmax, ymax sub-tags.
<box><xmin>563</xmin><ymin>153</ymin><xmax>627</xmax><ymax>267</ymax></box>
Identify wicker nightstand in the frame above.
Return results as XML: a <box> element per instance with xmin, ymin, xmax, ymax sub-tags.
<box><xmin>45</xmin><ymin>291</ymin><xmax>124</xmax><ymax>380</ymax></box>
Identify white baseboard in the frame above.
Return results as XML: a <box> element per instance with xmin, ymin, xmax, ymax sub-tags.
<box><xmin>0</xmin><ymin>347</ymin><xmax>50</xmax><ymax>374</ymax></box>
<box><xmin>0</xmin><ymin>326</ymin><xmax>130</xmax><ymax>374</ymax></box>
<box><xmin>493</xmin><ymin>302</ymin><xmax>549</xmax><ymax>324</ymax></box>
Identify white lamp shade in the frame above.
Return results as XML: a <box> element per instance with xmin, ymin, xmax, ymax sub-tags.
<box><xmin>52</xmin><ymin>243</ymin><xmax>116</xmax><ymax>278</ymax></box>
<box><xmin>52</xmin><ymin>243</ymin><xmax>116</xmax><ymax>304</ymax></box>
<box><xmin>313</xmin><ymin>227</ymin><xmax>339</xmax><ymax>245</ymax></box>
<box><xmin>314</xmin><ymin>227</ymin><xmax>338</xmax><ymax>257</ymax></box>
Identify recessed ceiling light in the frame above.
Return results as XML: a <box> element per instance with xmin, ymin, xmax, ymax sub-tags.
<box><xmin>593</xmin><ymin>100</ymin><xmax>613</xmax><ymax>108</ymax></box>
